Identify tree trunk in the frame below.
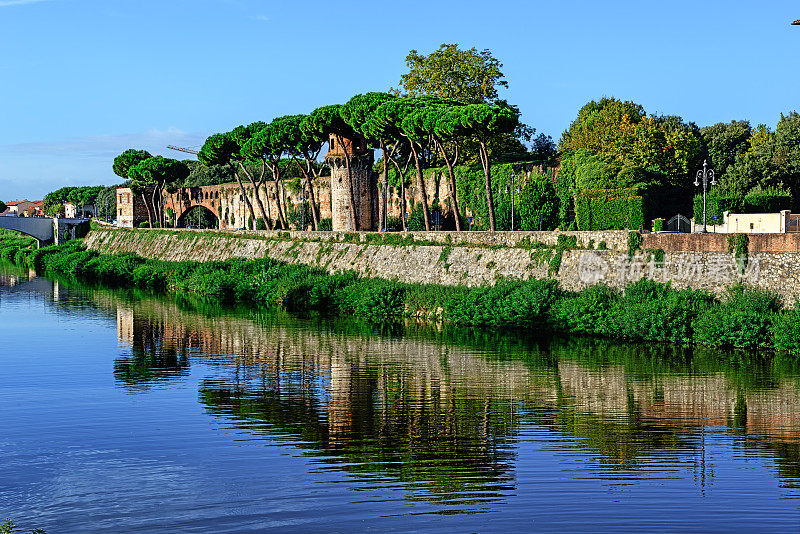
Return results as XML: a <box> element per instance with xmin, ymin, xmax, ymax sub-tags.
<box><xmin>379</xmin><ymin>142</ymin><xmax>391</xmax><ymax>231</ymax></box>
<box><xmin>268</xmin><ymin>162</ymin><xmax>288</xmax><ymax>229</ymax></box>
<box><xmin>409</xmin><ymin>141</ymin><xmax>431</xmax><ymax>231</ymax></box>
<box><xmin>435</xmin><ymin>138</ymin><xmax>463</xmax><ymax>231</ymax></box>
<box><xmin>141</xmin><ymin>193</ymin><xmax>153</xmax><ymax>228</ymax></box>
<box><xmin>233</xmin><ymin>170</ymin><xmax>257</xmax><ymax>230</ymax></box>
<box><xmin>239</xmin><ymin>162</ymin><xmax>270</xmax><ymax>230</ymax></box>
<box><xmin>479</xmin><ymin>140</ymin><xmax>496</xmax><ymax>232</ymax></box>
<box><xmin>389</xmin><ymin>155</ymin><xmax>410</xmax><ymax>232</ymax></box>
<box><xmin>291</xmin><ymin>155</ymin><xmax>319</xmax><ymax>230</ymax></box>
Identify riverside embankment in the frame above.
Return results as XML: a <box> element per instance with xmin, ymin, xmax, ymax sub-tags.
<box><xmin>84</xmin><ymin>227</ymin><xmax>800</xmax><ymax>302</ymax></box>
<box><xmin>6</xmin><ymin>227</ymin><xmax>800</xmax><ymax>353</ymax></box>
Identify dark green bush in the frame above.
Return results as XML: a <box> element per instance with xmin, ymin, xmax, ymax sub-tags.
<box><xmin>694</xmin><ymin>287</ymin><xmax>780</xmax><ymax>349</ymax></box>
<box><xmin>551</xmin><ymin>284</ymin><xmax>619</xmax><ymax>335</ymax></box>
<box><xmin>772</xmin><ymin>311</ymin><xmax>800</xmax><ymax>353</ymax></box>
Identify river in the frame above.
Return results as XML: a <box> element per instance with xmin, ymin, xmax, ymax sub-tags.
<box><xmin>2</xmin><ymin>263</ymin><xmax>800</xmax><ymax>532</ymax></box>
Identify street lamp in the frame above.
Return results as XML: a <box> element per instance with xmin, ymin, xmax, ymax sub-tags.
<box><xmin>299</xmin><ymin>190</ymin><xmax>308</xmax><ymax>231</ymax></box>
<box><xmin>694</xmin><ymin>160</ymin><xmax>717</xmax><ymax>233</ymax></box>
<box><xmin>504</xmin><ymin>171</ymin><xmax>520</xmax><ymax>231</ymax></box>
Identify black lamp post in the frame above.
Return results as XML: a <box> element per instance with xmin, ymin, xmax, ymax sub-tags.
<box><xmin>694</xmin><ymin>160</ymin><xmax>717</xmax><ymax>233</ymax></box>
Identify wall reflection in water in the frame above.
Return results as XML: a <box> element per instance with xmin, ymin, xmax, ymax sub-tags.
<box><xmin>96</xmin><ymin>289</ymin><xmax>800</xmax><ymax>505</ymax></box>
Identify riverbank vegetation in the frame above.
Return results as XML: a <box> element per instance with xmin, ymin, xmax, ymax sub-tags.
<box><xmin>1</xmin><ymin>231</ymin><xmax>799</xmax><ymax>355</ymax></box>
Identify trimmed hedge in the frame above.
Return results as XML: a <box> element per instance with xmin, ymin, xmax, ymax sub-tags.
<box><xmin>576</xmin><ymin>188</ymin><xmax>645</xmax><ymax>230</ymax></box>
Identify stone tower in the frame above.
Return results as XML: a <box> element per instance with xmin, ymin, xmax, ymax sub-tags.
<box><xmin>326</xmin><ymin>135</ymin><xmax>374</xmax><ymax>231</ymax></box>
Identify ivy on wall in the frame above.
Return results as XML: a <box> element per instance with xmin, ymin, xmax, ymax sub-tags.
<box><xmin>576</xmin><ymin>188</ymin><xmax>644</xmax><ymax>230</ymax></box>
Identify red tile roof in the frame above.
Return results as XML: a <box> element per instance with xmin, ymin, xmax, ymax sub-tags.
<box><xmin>5</xmin><ymin>200</ymin><xmax>30</xmax><ymax>206</ymax></box>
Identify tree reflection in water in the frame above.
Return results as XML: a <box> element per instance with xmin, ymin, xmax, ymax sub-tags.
<box><xmin>88</xmin><ymin>287</ymin><xmax>800</xmax><ymax>508</ymax></box>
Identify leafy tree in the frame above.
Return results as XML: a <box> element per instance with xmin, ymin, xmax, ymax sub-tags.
<box><xmin>559</xmin><ymin>98</ymin><xmax>703</xmax><ymax>197</ymax></box>
<box><xmin>229</xmin><ymin>122</ymin><xmax>272</xmax><ymax>228</ymax></box>
<box><xmin>457</xmin><ymin>103</ymin><xmax>520</xmax><ymax>231</ymax></box>
<box><xmin>129</xmin><ymin>156</ymin><xmax>189</xmax><ymax>227</ymax></box>
<box><xmin>113</xmin><ymin>149</ymin><xmax>152</xmax><ymax>180</ymax></box>
<box><xmin>722</xmin><ymin>112</ymin><xmax>800</xmax><ymax>201</ymax></box>
<box><xmin>95</xmin><ymin>185</ymin><xmax>120</xmax><ymax>221</ymax></box>
<box><xmin>0</xmin><ymin>200</ymin><xmax>6</xmax><ymax>213</ymax></box>
<box><xmin>560</xmin><ymin>97</ymin><xmax>645</xmax><ymax>154</ymax></box>
<box><xmin>241</xmin><ymin>121</ymin><xmax>290</xmax><ymax>229</ymax></box>
<box><xmin>368</xmin><ymin>97</ymin><xmax>435</xmax><ymax>230</ymax></box>
<box><xmin>700</xmin><ymin>120</ymin><xmax>752</xmax><ymax>177</ymax></box>
<box><xmin>303</xmin><ymin>104</ymin><xmax>362</xmax><ymax>229</ymax></box>
<box><xmin>113</xmin><ymin>149</ymin><xmax>154</xmax><ymax>224</ymax></box>
<box><xmin>275</xmin><ymin>114</ymin><xmax>327</xmax><ymax>229</ymax></box>
<box><xmin>180</xmin><ymin>160</ymin><xmax>233</xmax><ymax>187</ymax></box>
<box><xmin>529</xmin><ymin>133</ymin><xmax>557</xmax><ymax>163</ymax></box>
<box><xmin>342</xmin><ymin>92</ymin><xmax>398</xmax><ymax>230</ymax></box>
<box><xmin>402</xmin><ymin>98</ymin><xmax>470</xmax><ymax>230</ymax></box>
<box><xmin>199</xmin><ymin>132</ymin><xmax>258</xmax><ymax>229</ymax></box>
<box><xmin>398</xmin><ymin>43</ymin><xmax>508</xmax><ymax>104</ymax></box>
<box><xmin>66</xmin><ymin>186</ymin><xmax>103</xmax><ymax>216</ymax></box>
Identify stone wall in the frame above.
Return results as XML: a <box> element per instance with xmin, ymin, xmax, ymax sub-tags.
<box><xmin>643</xmin><ymin>232</ymin><xmax>800</xmax><ymax>253</ymax></box>
<box><xmin>84</xmin><ymin>228</ymin><xmax>800</xmax><ymax>303</ymax></box>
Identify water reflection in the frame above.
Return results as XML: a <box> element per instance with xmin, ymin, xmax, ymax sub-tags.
<box><xmin>95</xmin><ymin>290</ymin><xmax>800</xmax><ymax>501</ymax></box>
<box><xmin>5</xmin><ymin>266</ymin><xmax>800</xmax><ymax>517</ymax></box>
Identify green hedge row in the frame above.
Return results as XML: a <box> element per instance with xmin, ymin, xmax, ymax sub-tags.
<box><xmin>2</xmin><ymin>233</ymin><xmax>800</xmax><ymax>355</ymax></box>
<box><xmin>576</xmin><ymin>188</ymin><xmax>645</xmax><ymax>230</ymax></box>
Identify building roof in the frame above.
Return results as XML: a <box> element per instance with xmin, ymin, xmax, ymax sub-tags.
<box><xmin>5</xmin><ymin>200</ymin><xmax>31</xmax><ymax>206</ymax></box>
<box><xmin>794</xmin><ymin>19</ymin><xmax>800</xmax><ymax>25</ymax></box>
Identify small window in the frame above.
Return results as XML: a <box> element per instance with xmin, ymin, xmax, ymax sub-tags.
<box><xmin>750</xmin><ymin>223</ymin><xmax>754</xmax><ymax>230</ymax></box>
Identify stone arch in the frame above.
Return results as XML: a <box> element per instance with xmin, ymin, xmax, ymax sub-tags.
<box><xmin>176</xmin><ymin>205</ymin><xmax>219</xmax><ymax>229</ymax></box>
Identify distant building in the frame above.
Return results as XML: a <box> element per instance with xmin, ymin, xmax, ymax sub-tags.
<box><xmin>5</xmin><ymin>200</ymin><xmax>33</xmax><ymax>216</ymax></box>
<box><xmin>117</xmin><ymin>188</ymin><xmax>150</xmax><ymax>227</ymax></box>
<box><xmin>21</xmin><ymin>200</ymin><xmax>44</xmax><ymax>217</ymax></box>
<box><xmin>64</xmin><ymin>202</ymin><xmax>97</xmax><ymax>219</ymax></box>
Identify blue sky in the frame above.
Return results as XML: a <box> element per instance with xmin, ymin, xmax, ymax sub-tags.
<box><xmin>0</xmin><ymin>0</ymin><xmax>798</xmax><ymax>201</ymax></box>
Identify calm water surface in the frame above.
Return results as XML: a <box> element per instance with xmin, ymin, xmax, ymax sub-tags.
<box><xmin>3</xmin><ymin>264</ymin><xmax>800</xmax><ymax>532</ymax></box>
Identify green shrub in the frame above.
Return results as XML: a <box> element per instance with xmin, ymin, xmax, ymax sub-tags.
<box><xmin>694</xmin><ymin>287</ymin><xmax>780</xmax><ymax>349</ymax></box>
<box><xmin>653</xmin><ymin>218</ymin><xmax>665</xmax><ymax>232</ymax></box>
<box><xmin>138</xmin><ymin>222</ymin><xmax>150</xmax><ymax>228</ymax></box>
<box><xmin>772</xmin><ymin>311</ymin><xmax>800</xmax><ymax>353</ymax></box>
<box><xmin>317</xmin><ymin>218</ymin><xmax>333</xmax><ymax>231</ymax></box>
<box><xmin>447</xmin><ymin>279</ymin><xmax>560</xmax><ymax>327</ymax></box>
<box><xmin>551</xmin><ymin>284</ymin><xmax>619</xmax><ymax>335</ymax></box>
<box><xmin>608</xmin><ymin>280</ymin><xmax>715</xmax><ymax>343</ymax></box>
<box><xmin>335</xmin><ymin>279</ymin><xmax>406</xmax><ymax>317</ymax></box>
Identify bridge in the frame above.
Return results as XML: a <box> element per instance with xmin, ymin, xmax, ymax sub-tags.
<box><xmin>0</xmin><ymin>217</ymin><xmax>90</xmax><ymax>247</ymax></box>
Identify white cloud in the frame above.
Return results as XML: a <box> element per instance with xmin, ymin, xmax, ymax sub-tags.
<box><xmin>252</xmin><ymin>14</ymin><xmax>269</xmax><ymax>22</ymax></box>
<box><xmin>0</xmin><ymin>0</ymin><xmax>50</xmax><ymax>6</ymax></box>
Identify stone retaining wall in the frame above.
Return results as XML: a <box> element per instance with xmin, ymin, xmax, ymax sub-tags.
<box><xmin>644</xmin><ymin>232</ymin><xmax>800</xmax><ymax>253</ymax></box>
<box><xmin>84</xmin><ymin>228</ymin><xmax>800</xmax><ymax>303</ymax></box>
